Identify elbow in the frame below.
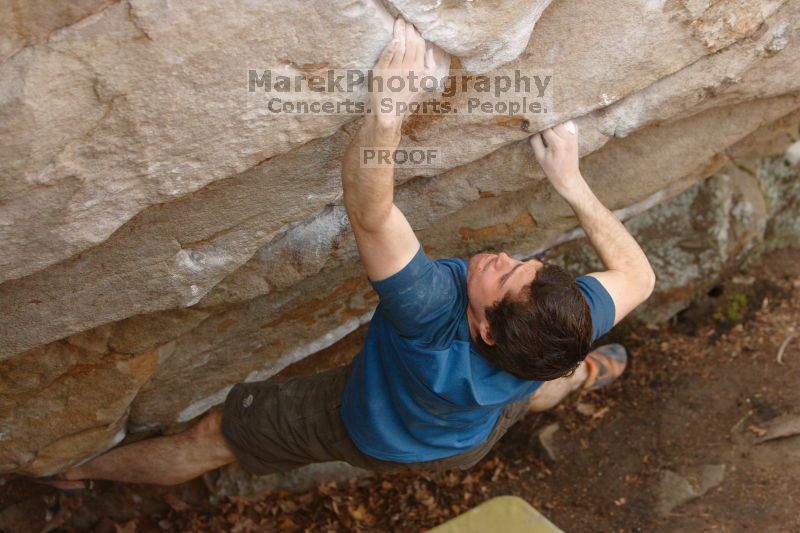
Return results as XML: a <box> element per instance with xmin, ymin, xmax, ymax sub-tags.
<box><xmin>344</xmin><ymin>201</ymin><xmax>392</xmax><ymax>233</ymax></box>
<box><xmin>626</xmin><ymin>263</ymin><xmax>655</xmax><ymax>305</ymax></box>
<box><xmin>617</xmin><ymin>261</ymin><xmax>656</xmax><ymax>304</ymax></box>
<box><xmin>641</xmin><ymin>267</ymin><xmax>656</xmax><ymax>301</ymax></box>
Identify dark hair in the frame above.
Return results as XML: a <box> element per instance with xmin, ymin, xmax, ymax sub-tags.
<box><xmin>474</xmin><ymin>263</ymin><xmax>593</xmax><ymax>381</ymax></box>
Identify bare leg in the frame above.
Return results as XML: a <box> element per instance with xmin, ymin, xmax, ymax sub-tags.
<box><xmin>58</xmin><ymin>411</ymin><xmax>235</xmax><ymax>487</ymax></box>
<box><xmin>529</xmin><ymin>344</ymin><xmax>629</xmax><ymax>412</ymax></box>
<box><xmin>528</xmin><ymin>361</ymin><xmax>588</xmax><ymax>412</ymax></box>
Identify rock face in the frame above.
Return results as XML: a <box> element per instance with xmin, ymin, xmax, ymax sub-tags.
<box><xmin>1</xmin><ymin>1</ymin><xmax>799</xmax><ymax>476</ymax></box>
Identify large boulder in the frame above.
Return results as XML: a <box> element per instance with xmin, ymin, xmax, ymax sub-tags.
<box><xmin>1</xmin><ymin>0</ymin><xmax>799</xmax><ymax>475</ymax></box>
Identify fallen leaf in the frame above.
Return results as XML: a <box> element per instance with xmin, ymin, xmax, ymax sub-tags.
<box><xmin>461</xmin><ymin>474</ymin><xmax>477</xmax><ymax>486</ymax></box>
<box><xmin>277</xmin><ymin>517</ymin><xmax>301</xmax><ymax>532</ymax></box>
<box><xmin>348</xmin><ymin>503</ymin><xmax>376</xmax><ymax>525</ymax></box>
<box><xmin>114</xmin><ymin>520</ymin><xmax>138</xmax><ymax>533</ymax></box>
<box><xmin>278</xmin><ymin>500</ymin><xmax>298</xmax><ymax>513</ymax></box>
<box><xmin>164</xmin><ymin>492</ymin><xmax>190</xmax><ymax>512</ymax></box>
<box><xmin>592</xmin><ymin>406</ymin><xmax>611</xmax><ymax>420</ymax></box>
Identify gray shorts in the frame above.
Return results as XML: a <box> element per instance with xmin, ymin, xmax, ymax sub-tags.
<box><xmin>220</xmin><ymin>364</ymin><xmax>531</xmax><ymax>476</ymax></box>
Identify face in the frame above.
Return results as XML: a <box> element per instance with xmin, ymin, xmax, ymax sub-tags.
<box><xmin>466</xmin><ymin>251</ymin><xmax>544</xmax><ymax>345</ymax></box>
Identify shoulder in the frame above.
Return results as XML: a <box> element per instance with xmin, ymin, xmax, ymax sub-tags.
<box><xmin>575</xmin><ymin>274</ymin><xmax>616</xmax><ymax>342</ymax></box>
<box><xmin>369</xmin><ymin>245</ymin><xmax>432</xmax><ymax>294</ymax></box>
<box><xmin>369</xmin><ymin>250</ymin><xmax>468</xmax><ymax>342</ymax></box>
<box><xmin>434</xmin><ymin>256</ymin><xmax>468</xmax><ymax>279</ymax></box>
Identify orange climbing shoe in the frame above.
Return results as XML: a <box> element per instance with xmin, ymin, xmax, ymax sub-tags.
<box><xmin>583</xmin><ymin>343</ymin><xmax>628</xmax><ymax>391</ymax></box>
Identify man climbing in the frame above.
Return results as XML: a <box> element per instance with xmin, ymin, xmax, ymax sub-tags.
<box><xmin>42</xmin><ymin>18</ymin><xmax>654</xmax><ymax>491</ymax></box>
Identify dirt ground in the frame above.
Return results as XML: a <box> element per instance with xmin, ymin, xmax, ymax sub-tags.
<box><xmin>2</xmin><ymin>248</ymin><xmax>799</xmax><ymax>533</ymax></box>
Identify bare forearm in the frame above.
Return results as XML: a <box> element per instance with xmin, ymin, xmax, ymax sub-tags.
<box><xmin>342</xmin><ymin>116</ymin><xmax>402</xmax><ymax>230</ymax></box>
<box><xmin>562</xmin><ymin>176</ymin><xmax>655</xmax><ymax>287</ymax></box>
<box><xmin>531</xmin><ymin>122</ymin><xmax>655</xmax><ymax>320</ymax></box>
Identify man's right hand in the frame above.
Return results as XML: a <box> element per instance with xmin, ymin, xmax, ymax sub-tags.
<box><xmin>369</xmin><ymin>17</ymin><xmax>436</xmax><ymax>131</ymax></box>
<box><xmin>529</xmin><ymin>121</ymin><xmax>584</xmax><ymax>201</ymax></box>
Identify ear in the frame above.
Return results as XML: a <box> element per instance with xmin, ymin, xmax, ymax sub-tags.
<box><xmin>479</xmin><ymin>321</ymin><xmax>495</xmax><ymax>346</ymax></box>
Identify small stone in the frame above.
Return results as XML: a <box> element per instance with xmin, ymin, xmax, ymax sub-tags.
<box><xmin>658</xmin><ymin>464</ymin><xmax>726</xmax><ymax>515</ymax></box>
<box><xmin>535</xmin><ymin>423</ymin><xmax>561</xmax><ymax>463</ymax></box>
<box><xmin>698</xmin><ymin>464</ymin><xmax>726</xmax><ymax>494</ymax></box>
<box><xmin>786</xmin><ymin>140</ymin><xmax>800</xmax><ymax>167</ymax></box>
<box><xmin>755</xmin><ymin>413</ymin><xmax>800</xmax><ymax>444</ymax></box>
<box><xmin>731</xmin><ymin>275</ymin><xmax>756</xmax><ymax>285</ymax></box>
<box><xmin>658</xmin><ymin>470</ymin><xmax>697</xmax><ymax>515</ymax></box>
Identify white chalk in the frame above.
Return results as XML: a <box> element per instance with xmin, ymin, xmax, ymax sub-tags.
<box><xmin>786</xmin><ymin>140</ymin><xmax>800</xmax><ymax>166</ymax></box>
<box><xmin>565</xmin><ymin>120</ymin><xmax>577</xmax><ymax>135</ymax></box>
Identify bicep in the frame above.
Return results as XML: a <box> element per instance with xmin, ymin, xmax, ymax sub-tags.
<box><xmin>585</xmin><ymin>270</ymin><xmax>648</xmax><ymax>326</ymax></box>
<box><xmin>350</xmin><ymin>204</ymin><xmax>421</xmax><ymax>282</ymax></box>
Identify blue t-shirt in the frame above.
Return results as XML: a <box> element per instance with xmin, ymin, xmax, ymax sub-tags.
<box><xmin>340</xmin><ymin>245</ymin><xmax>616</xmax><ymax>463</ymax></box>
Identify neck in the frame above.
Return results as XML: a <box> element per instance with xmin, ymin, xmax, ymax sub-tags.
<box><xmin>466</xmin><ymin>305</ymin><xmax>480</xmax><ymax>343</ymax></box>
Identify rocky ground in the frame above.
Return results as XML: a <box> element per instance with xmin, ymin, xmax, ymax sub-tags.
<box><xmin>2</xmin><ymin>247</ymin><xmax>799</xmax><ymax>533</ymax></box>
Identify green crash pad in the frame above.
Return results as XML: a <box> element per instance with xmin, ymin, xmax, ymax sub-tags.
<box><xmin>430</xmin><ymin>495</ymin><xmax>563</xmax><ymax>533</ymax></box>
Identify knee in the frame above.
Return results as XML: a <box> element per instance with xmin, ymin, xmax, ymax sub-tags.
<box><xmin>180</xmin><ymin>409</ymin><xmax>235</xmax><ymax>468</ymax></box>
<box><xmin>528</xmin><ymin>392</ymin><xmax>557</xmax><ymax>413</ymax></box>
<box><xmin>186</xmin><ymin>410</ymin><xmax>223</xmax><ymax>441</ymax></box>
